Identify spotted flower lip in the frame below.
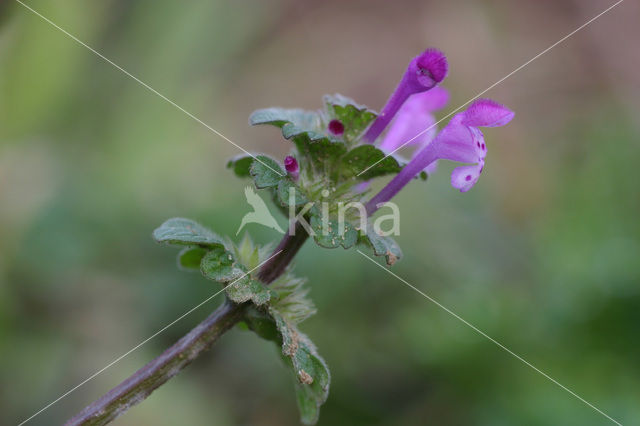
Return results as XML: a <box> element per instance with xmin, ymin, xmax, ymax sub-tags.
<box><xmin>364</xmin><ymin>49</ymin><xmax>448</xmax><ymax>143</ymax></box>
<box><xmin>365</xmin><ymin>98</ymin><xmax>513</xmax><ymax>213</ymax></box>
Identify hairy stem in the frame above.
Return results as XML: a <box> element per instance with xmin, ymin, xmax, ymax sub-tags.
<box><xmin>66</xmin><ymin>225</ymin><xmax>309</xmax><ymax>425</ymax></box>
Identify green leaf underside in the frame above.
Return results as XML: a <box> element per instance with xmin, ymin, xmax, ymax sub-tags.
<box><xmin>153</xmin><ymin>218</ymin><xmax>226</xmax><ymax>248</ymax></box>
<box><xmin>250</xmin><ymin>108</ymin><xmax>320</xmax><ymax>130</ymax></box>
<box><xmin>244</xmin><ymin>307</ymin><xmax>329</xmax><ymax>425</ymax></box>
<box><xmin>324</xmin><ymin>94</ymin><xmax>377</xmax><ymax>144</ymax></box>
<box><xmin>361</xmin><ymin>223</ymin><xmax>402</xmax><ymax>266</ymax></box>
<box><xmin>341</xmin><ymin>144</ymin><xmax>402</xmax><ymax>181</ymax></box>
<box><xmin>177</xmin><ymin>247</ymin><xmax>208</xmax><ymax>271</ymax></box>
<box><xmin>227</xmin><ymin>154</ymin><xmax>255</xmax><ymax>178</ymax></box>
<box><xmin>250</xmin><ymin>155</ymin><xmax>285</xmax><ymax>189</ymax></box>
<box><xmin>310</xmin><ymin>214</ymin><xmax>358</xmax><ymax>249</ymax></box>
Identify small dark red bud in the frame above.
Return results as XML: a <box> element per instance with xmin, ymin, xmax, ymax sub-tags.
<box><xmin>328</xmin><ymin>119</ymin><xmax>345</xmax><ymax>136</ymax></box>
<box><xmin>284</xmin><ymin>156</ymin><xmax>299</xmax><ymax>180</ymax></box>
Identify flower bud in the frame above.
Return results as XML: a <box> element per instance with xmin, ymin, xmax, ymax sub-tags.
<box><xmin>328</xmin><ymin>119</ymin><xmax>345</xmax><ymax>136</ymax></box>
<box><xmin>407</xmin><ymin>48</ymin><xmax>449</xmax><ymax>92</ymax></box>
<box><xmin>364</xmin><ymin>48</ymin><xmax>448</xmax><ymax>143</ymax></box>
<box><xmin>284</xmin><ymin>155</ymin><xmax>299</xmax><ymax>180</ymax></box>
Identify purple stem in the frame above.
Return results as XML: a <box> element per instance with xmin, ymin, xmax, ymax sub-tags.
<box><xmin>257</xmin><ymin>221</ymin><xmax>309</xmax><ymax>283</ymax></box>
<box><xmin>363</xmin><ymin>74</ymin><xmax>414</xmax><ymax>143</ymax></box>
<box><xmin>365</xmin><ymin>147</ymin><xmax>438</xmax><ymax>215</ymax></box>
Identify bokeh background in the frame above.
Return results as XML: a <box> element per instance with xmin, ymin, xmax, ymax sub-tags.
<box><xmin>1</xmin><ymin>0</ymin><xmax>639</xmax><ymax>425</ymax></box>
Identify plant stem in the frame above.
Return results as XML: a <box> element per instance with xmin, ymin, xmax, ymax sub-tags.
<box><xmin>66</xmin><ymin>225</ymin><xmax>309</xmax><ymax>425</ymax></box>
<box><xmin>65</xmin><ymin>301</ymin><xmax>245</xmax><ymax>425</ymax></box>
<box><xmin>257</xmin><ymin>221</ymin><xmax>309</xmax><ymax>283</ymax></box>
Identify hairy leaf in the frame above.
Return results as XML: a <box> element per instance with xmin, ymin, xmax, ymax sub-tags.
<box><xmin>360</xmin><ymin>223</ymin><xmax>402</xmax><ymax>265</ymax></box>
<box><xmin>201</xmin><ymin>246</ymin><xmax>270</xmax><ymax>306</ymax></box>
<box><xmin>153</xmin><ymin>218</ymin><xmax>226</xmax><ymax>248</ymax></box>
<box><xmin>250</xmin><ymin>155</ymin><xmax>285</xmax><ymax>189</ymax></box>
<box><xmin>277</xmin><ymin>179</ymin><xmax>309</xmax><ymax>207</ymax></box>
<box><xmin>227</xmin><ymin>154</ymin><xmax>255</xmax><ymax>178</ymax></box>
<box><xmin>177</xmin><ymin>247</ymin><xmax>208</xmax><ymax>271</ymax></box>
<box><xmin>324</xmin><ymin>94</ymin><xmax>377</xmax><ymax>144</ymax></box>
<box><xmin>250</xmin><ymin>108</ymin><xmax>320</xmax><ymax>130</ymax></box>
<box><xmin>250</xmin><ymin>107</ymin><xmax>347</xmax><ymax>179</ymax></box>
<box><xmin>226</xmin><ymin>278</ymin><xmax>271</xmax><ymax>306</ymax></box>
<box><xmin>244</xmin><ymin>307</ymin><xmax>329</xmax><ymax>425</ymax></box>
<box><xmin>271</xmin><ymin>308</ymin><xmax>330</xmax><ymax>425</ymax></box>
<box><xmin>201</xmin><ymin>246</ymin><xmax>245</xmax><ymax>282</ymax></box>
<box><xmin>340</xmin><ymin>144</ymin><xmax>402</xmax><ymax>181</ymax></box>
<box><xmin>310</xmin><ymin>214</ymin><xmax>358</xmax><ymax>249</ymax></box>
<box><xmin>292</xmin><ymin>132</ymin><xmax>348</xmax><ymax>176</ymax></box>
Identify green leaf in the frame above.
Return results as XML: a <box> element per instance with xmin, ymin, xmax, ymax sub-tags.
<box><xmin>226</xmin><ymin>154</ymin><xmax>255</xmax><ymax>178</ymax></box>
<box><xmin>271</xmin><ymin>309</ymin><xmax>330</xmax><ymax>425</ymax></box>
<box><xmin>177</xmin><ymin>247</ymin><xmax>208</xmax><ymax>271</ymax></box>
<box><xmin>235</xmin><ymin>233</ymin><xmax>261</xmax><ymax>270</ymax></box>
<box><xmin>250</xmin><ymin>107</ymin><xmax>347</xmax><ymax>179</ymax></box>
<box><xmin>153</xmin><ymin>218</ymin><xmax>226</xmax><ymax>248</ymax></box>
<box><xmin>250</xmin><ymin>155</ymin><xmax>285</xmax><ymax>188</ymax></box>
<box><xmin>292</xmin><ymin>132</ymin><xmax>348</xmax><ymax>177</ymax></box>
<box><xmin>250</xmin><ymin>108</ymin><xmax>320</xmax><ymax>130</ymax></box>
<box><xmin>361</xmin><ymin>224</ymin><xmax>402</xmax><ymax>265</ymax></box>
<box><xmin>272</xmin><ymin>113</ymin><xmax>348</xmax><ymax>176</ymax></box>
<box><xmin>244</xmin><ymin>307</ymin><xmax>330</xmax><ymax>425</ymax></box>
<box><xmin>201</xmin><ymin>246</ymin><xmax>245</xmax><ymax>282</ymax></box>
<box><xmin>310</xmin><ymin>214</ymin><xmax>359</xmax><ymax>249</ymax></box>
<box><xmin>324</xmin><ymin>94</ymin><xmax>377</xmax><ymax>144</ymax></box>
<box><xmin>226</xmin><ymin>278</ymin><xmax>271</xmax><ymax>306</ymax></box>
<box><xmin>201</xmin><ymin>246</ymin><xmax>270</xmax><ymax>306</ymax></box>
<box><xmin>340</xmin><ymin>144</ymin><xmax>402</xmax><ymax>181</ymax></box>
<box><xmin>277</xmin><ymin>179</ymin><xmax>309</xmax><ymax>207</ymax></box>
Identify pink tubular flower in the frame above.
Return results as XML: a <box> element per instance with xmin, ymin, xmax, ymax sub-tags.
<box><xmin>378</xmin><ymin>86</ymin><xmax>449</xmax><ymax>174</ymax></box>
<box><xmin>365</xmin><ymin>99</ymin><xmax>514</xmax><ymax>214</ymax></box>
<box><xmin>364</xmin><ymin>49</ymin><xmax>448</xmax><ymax>143</ymax></box>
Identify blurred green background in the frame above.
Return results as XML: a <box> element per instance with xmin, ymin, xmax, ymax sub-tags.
<box><xmin>1</xmin><ymin>0</ymin><xmax>639</xmax><ymax>425</ymax></box>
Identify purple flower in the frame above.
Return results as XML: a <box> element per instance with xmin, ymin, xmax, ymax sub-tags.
<box><xmin>365</xmin><ymin>99</ymin><xmax>514</xmax><ymax>214</ymax></box>
<box><xmin>378</xmin><ymin>86</ymin><xmax>449</xmax><ymax>174</ymax></box>
<box><xmin>364</xmin><ymin>49</ymin><xmax>448</xmax><ymax>143</ymax></box>
<box><xmin>284</xmin><ymin>155</ymin><xmax>299</xmax><ymax>180</ymax></box>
